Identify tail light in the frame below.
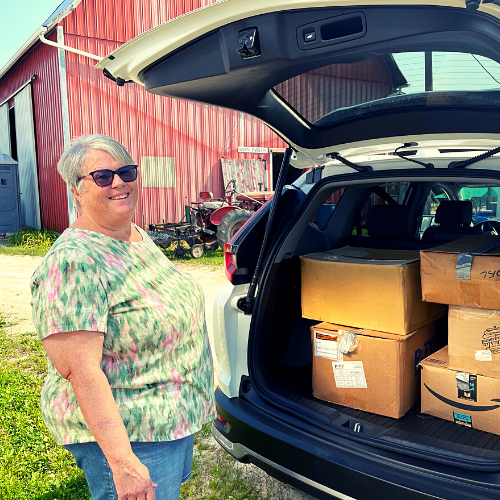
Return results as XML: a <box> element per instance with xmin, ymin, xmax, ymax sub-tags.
<box><xmin>224</xmin><ymin>243</ymin><xmax>237</xmax><ymax>282</ymax></box>
<box><xmin>216</xmin><ymin>414</ymin><xmax>227</xmax><ymax>426</ymax></box>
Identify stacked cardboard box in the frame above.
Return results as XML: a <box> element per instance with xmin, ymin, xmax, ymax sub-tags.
<box><xmin>301</xmin><ymin>247</ymin><xmax>447</xmax><ymax>418</ymax></box>
<box><xmin>420</xmin><ymin>236</ymin><xmax>500</xmax><ymax>434</ymax></box>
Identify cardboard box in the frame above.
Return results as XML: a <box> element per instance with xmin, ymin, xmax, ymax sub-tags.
<box><xmin>421</xmin><ymin>235</ymin><xmax>500</xmax><ymax>309</ymax></box>
<box><xmin>301</xmin><ymin>247</ymin><xmax>446</xmax><ymax>335</ymax></box>
<box><xmin>448</xmin><ymin>306</ymin><xmax>500</xmax><ymax>378</ymax></box>
<box><xmin>420</xmin><ymin>346</ymin><xmax>500</xmax><ymax>435</ymax></box>
<box><xmin>311</xmin><ymin>320</ymin><xmax>443</xmax><ymax>418</ymax></box>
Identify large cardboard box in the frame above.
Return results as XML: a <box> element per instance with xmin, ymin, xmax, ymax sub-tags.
<box><xmin>301</xmin><ymin>247</ymin><xmax>446</xmax><ymax>335</ymax></box>
<box><xmin>311</xmin><ymin>320</ymin><xmax>443</xmax><ymax>418</ymax></box>
<box><xmin>421</xmin><ymin>235</ymin><xmax>500</xmax><ymax>309</ymax></box>
<box><xmin>420</xmin><ymin>346</ymin><xmax>500</xmax><ymax>435</ymax></box>
<box><xmin>448</xmin><ymin>306</ymin><xmax>500</xmax><ymax>378</ymax></box>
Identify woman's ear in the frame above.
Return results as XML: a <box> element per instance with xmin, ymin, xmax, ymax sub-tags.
<box><xmin>71</xmin><ymin>188</ymin><xmax>83</xmax><ymax>208</ymax></box>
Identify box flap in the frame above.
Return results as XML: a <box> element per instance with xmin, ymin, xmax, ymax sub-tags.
<box><xmin>419</xmin><ymin>346</ymin><xmax>449</xmax><ymax>368</ymax></box>
<box><xmin>302</xmin><ymin>246</ymin><xmax>420</xmax><ymax>266</ymax></box>
<box><xmin>421</xmin><ymin>235</ymin><xmax>500</xmax><ymax>256</ymax></box>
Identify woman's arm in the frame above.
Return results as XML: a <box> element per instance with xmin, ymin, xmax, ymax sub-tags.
<box><xmin>42</xmin><ymin>331</ymin><xmax>157</xmax><ymax>500</ymax></box>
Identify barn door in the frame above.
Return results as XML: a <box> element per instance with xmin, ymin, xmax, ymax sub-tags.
<box><xmin>14</xmin><ymin>85</ymin><xmax>41</xmax><ymax>229</ymax></box>
<box><xmin>0</xmin><ymin>103</ymin><xmax>10</xmax><ymax>156</ymax></box>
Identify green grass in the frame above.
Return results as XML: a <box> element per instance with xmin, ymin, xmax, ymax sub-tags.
<box><xmin>160</xmin><ymin>247</ymin><xmax>224</xmax><ymax>269</ymax></box>
<box><xmin>0</xmin><ymin>313</ymin><xmax>266</xmax><ymax>499</ymax></box>
<box><xmin>0</xmin><ymin>315</ymin><xmax>90</xmax><ymax>499</ymax></box>
<box><xmin>0</xmin><ymin>245</ymin><xmax>50</xmax><ymax>257</ymax></box>
<box><xmin>2</xmin><ymin>228</ymin><xmax>225</xmax><ymax>267</ymax></box>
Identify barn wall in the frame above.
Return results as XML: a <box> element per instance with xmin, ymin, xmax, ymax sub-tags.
<box><xmin>61</xmin><ymin>0</ymin><xmax>286</xmax><ymax>228</ymax></box>
<box><xmin>0</xmin><ymin>30</ymin><xmax>68</xmax><ymax>231</ymax></box>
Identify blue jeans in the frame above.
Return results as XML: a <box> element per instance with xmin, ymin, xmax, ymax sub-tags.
<box><xmin>65</xmin><ymin>434</ymin><xmax>194</xmax><ymax>500</ymax></box>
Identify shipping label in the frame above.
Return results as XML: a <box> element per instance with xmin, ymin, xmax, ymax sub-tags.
<box><xmin>314</xmin><ymin>331</ymin><xmax>343</xmax><ymax>361</ymax></box>
<box><xmin>453</xmin><ymin>411</ymin><xmax>472</xmax><ymax>427</ymax></box>
<box><xmin>475</xmin><ymin>350</ymin><xmax>493</xmax><ymax>361</ymax></box>
<box><xmin>332</xmin><ymin>361</ymin><xmax>367</xmax><ymax>389</ymax></box>
<box><xmin>456</xmin><ymin>372</ymin><xmax>478</xmax><ymax>402</ymax></box>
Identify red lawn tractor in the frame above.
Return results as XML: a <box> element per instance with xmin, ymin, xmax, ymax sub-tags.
<box><xmin>148</xmin><ymin>180</ymin><xmax>273</xmax><ymax>258</ymax></box>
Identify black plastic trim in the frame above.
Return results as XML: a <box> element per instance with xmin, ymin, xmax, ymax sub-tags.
<box><xmin>214</xmin><ymin>388</ymin><xmax>500</xmax><ymax>500</ymax></box>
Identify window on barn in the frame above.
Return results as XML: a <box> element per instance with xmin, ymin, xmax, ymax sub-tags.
<box><xmin>140</xmin><ymin>157</ymin><xmax>176</xmax><ymax>188</ymax></box>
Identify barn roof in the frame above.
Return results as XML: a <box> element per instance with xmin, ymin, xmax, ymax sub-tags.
<box><xmin>0</xmin><ymin>0</ymin><xmax>82</xmax><ymax>82</ymax></box>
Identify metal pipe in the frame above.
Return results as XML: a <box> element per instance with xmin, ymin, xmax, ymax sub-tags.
<box><xmin>39</xmin><ymin>29</ymin><xmax>102</xmax><ymax>62</ymax></box>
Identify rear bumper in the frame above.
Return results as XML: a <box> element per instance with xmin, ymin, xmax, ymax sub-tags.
<box><xmin>213</xmin><ymin>388</ymin><xmax>500</xmax><ymax>500</ymax></box>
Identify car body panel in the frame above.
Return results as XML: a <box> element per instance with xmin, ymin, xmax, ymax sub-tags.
<box><xmin>213</xmin><ymin>281</ymin><xmax>251</xmax><ymax>397</ymax></box>
<box><xmin>97</xmin><ymin>0</ymin><xmax>497</xmax><ymax>82</ymax></box>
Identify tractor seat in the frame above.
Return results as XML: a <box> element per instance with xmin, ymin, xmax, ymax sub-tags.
<box><xmin>203</xmin><ymin>201</ymin><xmax>226</xmax><ymax>209</ymax></box>
<box><xmin>421</xmin><ymin>200</ymin><xmax>480</xmax><ymax>243</ymax></box>
<box><xmin>235</xmin><ymin>191</ymin><xmax>274</xmax><ymax>203</ymax></box>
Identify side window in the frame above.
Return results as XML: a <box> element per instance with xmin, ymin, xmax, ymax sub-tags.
<box><xmin>459</xmin><ymin>186</ymin><xmax>500</xmax><ymax>223</ymax></box>
<box><xmin>419</xmin><ymin>186</ymin><xmax>449</xmax><ymax>237</ymax></box>
<box><xmin>310</xmin><ymin>189</ymin><xmax>345</xmax><ymax>230</ymax></box>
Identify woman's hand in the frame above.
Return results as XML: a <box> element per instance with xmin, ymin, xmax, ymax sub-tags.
<box><xmin>110</xmin><ymin>453</ymin><xmax>158</xmax><ymax>500</ymax></box>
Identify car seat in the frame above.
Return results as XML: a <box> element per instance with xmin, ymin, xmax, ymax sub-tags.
<box><xmin>421</xmin><ymin>200</ymin><xmax>479</xmax><ymax>243</ymax></box>
<box><xmin>351</xmin><ymin>204</ymin><xmax>417</xmax><ymax>249</ymax></box>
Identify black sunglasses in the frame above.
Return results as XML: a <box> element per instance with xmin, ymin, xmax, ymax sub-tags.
<box><xmin>78</xmin><ymin>165</ymin><xmax>138</xmax><ymax>187</ymax></box>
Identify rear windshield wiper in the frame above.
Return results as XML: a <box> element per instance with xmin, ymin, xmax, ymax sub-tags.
<box><xmin>327</xmin><ymin>152</ymin><xmax>373</xmax><ymax>172</ymax></box>
<box><xmin>394</xmin><ymin>143</ymin><xmax>434</xmax><ymax>168</ymax></box>
<box><xmin>449</xmin><ymin>145</ymin><xmax>500</xmax><ymax>169</ymax></box>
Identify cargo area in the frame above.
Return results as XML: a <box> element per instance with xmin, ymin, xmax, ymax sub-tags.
<box><xmin>248</xmin><ymin>181</ymin><xmax>500</xmax><ymax>468</ymax></box>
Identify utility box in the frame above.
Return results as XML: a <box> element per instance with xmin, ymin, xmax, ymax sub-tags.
<box><xmin>0</xmin><ymin>154</ymin><xmax>21</xmax><ymax>233</ymax></box>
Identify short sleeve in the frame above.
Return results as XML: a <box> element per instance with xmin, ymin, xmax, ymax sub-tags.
<box><xmin>31</xmin><ymin>249</ymin><xmax>108</xmax><ymax>340</ymax></box>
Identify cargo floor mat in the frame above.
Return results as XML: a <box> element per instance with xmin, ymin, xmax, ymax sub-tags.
<box><xmin>268</xmin><ymin>364</ymin><xmax>500</xmax><ymax>461</ymax></box>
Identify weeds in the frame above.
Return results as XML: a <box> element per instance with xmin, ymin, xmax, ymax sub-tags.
<box><xmin>8</xmin><ymin>228</ymin><xmax>58</xmax><ymax>250</ymax></box>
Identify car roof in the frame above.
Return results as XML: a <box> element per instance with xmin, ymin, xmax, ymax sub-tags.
<box><xmin>97</xmin><ymin>1</ymin><xmax>500</xmax><ymax>166</ymax></box>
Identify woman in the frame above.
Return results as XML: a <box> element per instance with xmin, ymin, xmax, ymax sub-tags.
<box><xmin>31</xmin><ymin>135</ymin><xmax>216</xmax><ymax>500</ymax></box>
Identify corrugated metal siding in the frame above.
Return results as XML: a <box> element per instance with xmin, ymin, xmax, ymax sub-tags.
<box><xmin>0</xmin><ymin>30</ymin><xmax>68</xmax><ymax>231</ymax></box>
<box><xmin>61</xmin><ymin>0</ymin><xmax>286</xmax><ymax>228</ymax></box>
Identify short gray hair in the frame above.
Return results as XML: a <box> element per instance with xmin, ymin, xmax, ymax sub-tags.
<box><xmin>57</xmin><ymin>135</ymin><xmax>135</xmax><ymax>212</ymax></box>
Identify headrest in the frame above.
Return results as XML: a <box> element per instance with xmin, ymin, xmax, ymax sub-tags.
<box><xmin>435</xmin><ymin>200</ymin><xmax>472</xmax><ymax>226</ymax></box>
<box><xmin>367</xmin><ymin>204</ymin><xmax>408</xmax><ymax>239</ymax></box>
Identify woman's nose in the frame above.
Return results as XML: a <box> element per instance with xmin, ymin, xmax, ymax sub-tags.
<box><xmin>110</xmin><ymin>170</ymin><xmax>126</xmax><ymax>188</ymax></box>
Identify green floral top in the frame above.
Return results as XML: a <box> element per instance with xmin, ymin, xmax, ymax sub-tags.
<box><xmin>30</xmin><ymin>226</ymin><xmax>216</xmax><ymax>445</ymax></box>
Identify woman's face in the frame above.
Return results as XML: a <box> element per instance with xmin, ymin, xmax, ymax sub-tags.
<box><xmin>73</xmin><ymin>149</ymin><xmax>139</xmax><ymax>227</ymax></box>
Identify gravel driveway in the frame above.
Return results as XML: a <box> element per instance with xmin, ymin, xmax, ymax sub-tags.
<box><xmin>0</xmin><ymin>253</ymin><xmax>316</xmax><ymax>500</ymax></box>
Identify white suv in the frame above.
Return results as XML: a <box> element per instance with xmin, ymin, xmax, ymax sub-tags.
<box><xmin>99</xmin><ymin>2</ymin><xmax>500</xmax><ymax>498</ymax></box>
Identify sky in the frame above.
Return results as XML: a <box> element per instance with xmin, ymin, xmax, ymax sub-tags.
<box><xmin>0</xmin><ymin>0</ymin><xmax>64</xmax><ymax>69</ymax></box>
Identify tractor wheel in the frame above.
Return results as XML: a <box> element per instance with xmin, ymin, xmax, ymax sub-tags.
<box><xmin>217</xmin><ymin>209</ymin><xmax>252</xmax><ymax>247</ymax></box>
<box><xmin>190</xmin><ymin>244</ymin><xmax>205</xmax><ymax>259</ymax></box>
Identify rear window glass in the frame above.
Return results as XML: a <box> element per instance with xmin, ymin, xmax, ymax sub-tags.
<box><xmin>273</xmin><ymin>52</ymin><xmax>500</xmax><ymax>126</ymax></box>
